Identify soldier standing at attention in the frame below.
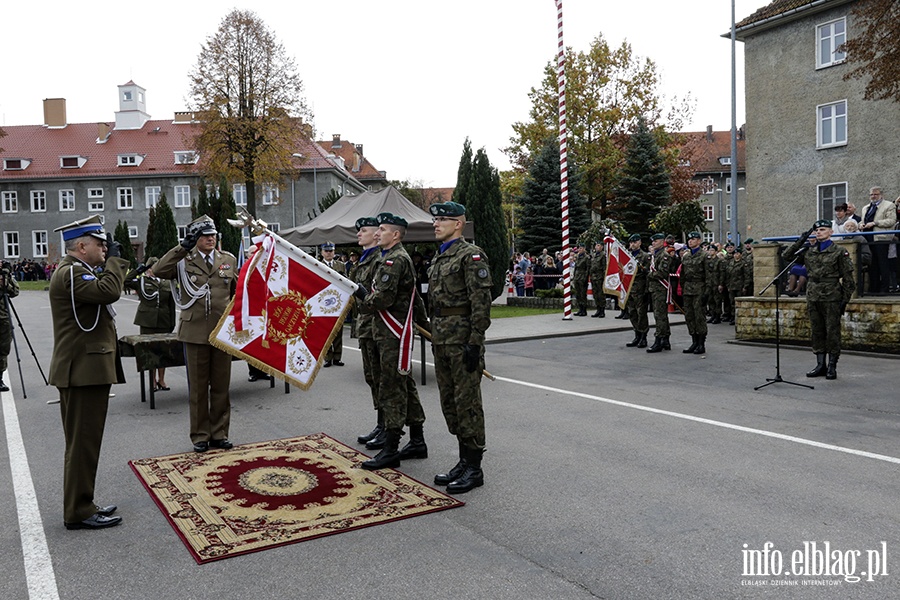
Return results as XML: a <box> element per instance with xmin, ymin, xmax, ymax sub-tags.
<box><xmin>319</xmin><ymin>241</ymin><xmax>346</xmax><ymax>367</ymax></box>
<box><xmin>724</xmin><ymin>247</ymin><xmax>750</xmax><ymax>326</ymax></box>
<box><xmin>589</xmin><ymin>242</ymin><xmax>607</xmax><ymax>317</ymax></box>
<box><xmin>153</xmin><ymin>215</ymin><xmax>237</xmax><ymax>453</ymax></box>
<box><xmin>0</xmin><ymin>261</ymin><xmax>20</xmax><ymax>392</ymax></box>
<box><xmin>49</xmin><ymin>215</ymin><xmax>127</xmax><ymax>530</ymax></box>
<box><xmin>647</xmin><ymin>233</ymin><xmax>674</xmax><ymax>353</ymax></box>
<box><xmin>625</xmin><ymin>234</ymin><xmax>650</xmax><ymax>348</ymax></box>
<box><xmin>125</xmin><ymin>257</ymin><xmax>176</xmax><ymax>390</ymax></box>
<box><xmin>354</xmin><ymin>213</ymin><xmax>428</xmax><ymax>470</ymax></box>
<box><xmin>427</xmin><ymin>201</ymin><xmax>492</xmax><ymax>494</ymax></box>
<box><xmin>705</xmin><ymin>244</ymin><xmax>724</xmax><ymax>325</ymax></box>
<box><xmin>679</xmin><ymin>232</ymin><xmax>708</xmax><ymax>354</ymax></box>
<box><xmin>783</xmin><ymin>220</ymin><xmax>855</xmax><ymax>380</ymax></box>
<box><xmin>572</xmin><ymin>244</ymin><xmax>590</xmax><ymax>316</ymax></box>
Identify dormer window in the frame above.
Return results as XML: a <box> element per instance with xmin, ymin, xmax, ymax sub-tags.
<box><xmin>718</xmin><ymin>156</ymin><xmax>732</xmax><ymax>166</ymax></box>
<box><xmin>3</xmin><ymin>158</ymin><xmax>31</xmax><ymax>171</ymax></box>
<box><xmin>117</xmin><ymin>154</ymin><xmax>144</xmax><ymax>167</ymax></box>
<box><xmin>174</xmin><ymin>151</ymin><xmax>199</xmax><ymax>165</ymax></box>
<box><xmin>60</xmin><ymin>155</ymin><xmax>88</xmax><ymax>169</ymax></box>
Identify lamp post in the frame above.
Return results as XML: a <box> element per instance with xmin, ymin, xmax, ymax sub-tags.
<box><xmin>716</xmin><ymin>188</ymin><xmax>724</xmax><ymax>244</ymax></box>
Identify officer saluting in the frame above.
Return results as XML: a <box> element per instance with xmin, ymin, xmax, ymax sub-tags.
<box><xmin>49</xmin><ymin>215</ymin><xmax>127</xmax><ymax>530</ymax></box>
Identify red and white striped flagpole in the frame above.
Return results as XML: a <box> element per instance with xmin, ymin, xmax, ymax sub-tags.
<box><xmin>556</xmin><ymin>0</ymin><xmax>573</xmax><ymax>320</ymax></box>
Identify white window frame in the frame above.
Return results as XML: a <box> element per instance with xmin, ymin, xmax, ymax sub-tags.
<box><xmin>262</xmin><ymin>185</ymin><xmax>279</xmax><ymax>206</ymax></box>
<box><xmin>174</xmin><ymin>151</ymin><xmax>198</xmax><ymax>165</ymax></box>
<box><xmin>60</xmin><ymin>155</ymin><xmax>87</xmax><ymax>169</ymax></box>
<box><xmin>60</xmin><ymin>189</ymin><xmax>76</xmax><ymax>211</ymax></box>
<box><xmin>702</xmin><ymin>232</ymin><xmax>715</xmax><ymax>244</ymax></box>
<box><xmin>117</xmin><ymin>154</ymin><xmax>143</xmax><ymax>167</ymax></box>
<box><xmin>88</xmin><ymin>201</ymin><xmax>105</xmax><ymax>212</ymax></box>
<box><xmin>817</xmin><ymin>100</ymin><xmax>848</xmax><ymax>149</ymax></box>
<box><xmin>117</xmin><ymin>187</ymin><xmax>134</xmax><ymax>210</ymax></box>
<box><xmin>88</xmin><ymin>188</ymin><xmax>104</xmax><ymax>199</ymax></box>
<box><xmin>816</xmin><ymin>17</ymin><xmax>847</xmax><ymax>69</ymax></box>
<box><xmin>32</xmin><ymin>230</ymin><xmax>48</xmax><ymax>257</ymax></box>
<box><xmin>177</xmin><ymin>226</ymin><xmax>188</xmax><ymax>240</ymax></box>
<box><xmin>128</xmin><ymin>226</ymin><xmax>139</xmax><ymax>239</ymax></box>
<box><xmin>31</xmin><ymin>190</ymin><xmax>47</xmax><ymax>212</ymax></box>
<box><xmin>817</xmin><ymin>181</ymin><xmax>848</xmax><ymax>221</ymax></box>
<box><xmin>145</xmin><ymin>186</ymin><xmax>161</xmax><ymax>209</ymax></box>
<box><xmin>702</xmin><ymin>205</ymin><xmax>714</xmax><ymax>221</ymax></box>
<box><xmin>233</xmin><ymin>184</ymin><xmax>247</xmax><ymax>206</ymax></box>
<box><xmin>174</xmin><ymin>185</ymin><xmax>191</xmax><ymax>208</ymax></box>
<box><xmin>725</xmin><ymin>177</ymin><xmax>732</xmax><ymax>194</ymax></box>
<box><xmin>3</xmin><ymin>231</ymin><xmax>20</xmax><ymax>258</ymax></box>
<box><xmin>3</xmin><ymin>158</ymin><xmax>31</xmax><ymax>170</ymax></box>
<box><xmin>725</xmin><ymin>204</ymin><xmax>732</xmax><ymax>222</ymax></box>
<box><xmin>268</xmin><ymin>222</ymin><xmax>281</xmax><ymax>233</ymax></box>
<box><xmin>2</xmin><ymin>191</ymin><xmax>18</xmax><ymax>213</ymax></box>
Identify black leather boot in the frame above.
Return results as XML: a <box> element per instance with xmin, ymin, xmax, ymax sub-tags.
<box><xmin>357</xmin><ymin>410</ymin><xmax>384</xmax><ymax>444</ymax></box>
<box><xmin>662</xmin><ymin>336</ymin><xmax>671</xmax><ymax>351</ymax></box>
<box><xmin>711</xmin><ymin>316</ymin><xmax>722</xmax><ymax>324</ymax></box>
<box><xmin>625</xmin><ymin>332</ymin><xmax>642</xmax><ymax>347</ymax></box>
<box><xmin>599</xmin><ymin>305</ymin><xmax>605</xmax><ymax>318</ymax></box>
<box><xmin>693</xmin><ymin>335</ymin><xmax>706</xmax><ymax>355</ymax></box>
<box><xmin>682</xmin><ymin>334</ymin><xmax>698</xmax><ymax>354</ymax></box>
<box><xmin>435</xmin><ymin>440</ymin><xmax>466</xmax><ymax>485</ymax></box>
<box><xmin>825</xmin><ymin>354</ymin><xmax>838</xmax><ymax>380</ymax></box>
<box><xmin>806</xmin><ymin>353</ymin><xmax>827</xmax><ymax>377</ymax></box>
<box><xmin>361</xmin><ymin>429</ymin><xmax>401</xmax><ymax>470</ymax></box>
<box><xmin>591</xmin><ymin>309</ymin><xmax>603</xmax><ymax>317</ymax></box>
<box><xmin>447</xmin><ymin>448</ymin><xmax>484</xmax><ymax>494</ymax></box>
<box><xmin>397</xmin><ymin>423</ymin><xmax>428</xmax><ymax>460</ymax></box>
<box><xmin>637</xmin><ymin>332</ymin><xmax>648</xmax><ymax>348</ymax></box>
<box><xmin>366</xmin><ymin>425</ymin><xmax>404</xmax><ymax>450</ymax></box>
<box><xmin>646</xmin><ymin>336</ymin><xmax>663</xmax><ymax>353</ymax></box>
<box><xmin>615</xmin><ymin>308</ymin><xmax>629</xmax><ymax>319</ymax></box>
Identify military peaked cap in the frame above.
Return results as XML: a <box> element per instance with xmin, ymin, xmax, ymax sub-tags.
<box><xmin>650</xmin><ymin>233</ymin><xmax>665</xmax><ymax>241</ymax></box>
<box><xmin>628</xmin><ymin>234</ymin><xmax>642</xmax><ymax>243</ymax></box>
<box><xmin>429</xmin><ymin>201</ymin><xmax>466</xmax><ymax>217</ymax></box>
<box><xmin>813</xmin><ymin>219</ymin><xmax>833</xmax><ymax>229</ymax></box>
<box><xmin>54</xmin><ymin>215</ymin><xmax>107</xmax><ymax>242</ymax></box>
<box><xmin>187</xmin><ymin>215</ymin><xmax>217</xmax><ymax>237</ymax></box>
<box><xmin>320</xmin><ymin>241</ymin><xmax>336</xmax><ymax>250</ymax></box>
<box><xmin>377</xmin><ymin>213</ymin><xmax>408</xmax><ymax>228</ymax></box>
<box><xmin>355</xmin><ymin>216</ymin><xmax>379</xmax><ymax>230</ymax></box>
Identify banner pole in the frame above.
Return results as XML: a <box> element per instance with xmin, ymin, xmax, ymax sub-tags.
<box><xmin>556</xmin><ymin>0</ymin><xmax>573</xmax><ymax>320</ymax></box>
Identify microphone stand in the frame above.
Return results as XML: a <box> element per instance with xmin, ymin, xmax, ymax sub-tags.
<box><xmin>754</xmin><ymin>251</ymin><xmax>814</xmax><ymax>391</ymax></box>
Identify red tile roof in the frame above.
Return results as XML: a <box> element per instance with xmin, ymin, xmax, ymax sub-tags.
<box><xmin>316</xmin><ymin>136</ymin><xmax>387</xmax><ymax>183</ymax></box>
<box><xmin>736</xmin><ymin>0</ymin><xmax>838</xmax><ymax>29</ymax></box>
<box><xmin>679</xmin><ymin>130</ymin><xmax>747</xmax><ymax>173</ymax></box>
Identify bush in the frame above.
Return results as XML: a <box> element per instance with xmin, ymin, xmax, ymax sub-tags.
<box><xmin>536</xmin><ymin>288</ymin><xmax>563</xmax><ymax>298</ymax></box>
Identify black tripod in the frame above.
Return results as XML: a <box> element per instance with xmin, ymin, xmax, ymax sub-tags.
<box><xmin>754</xmin><ymin>256</ymin><xmax>814</xmax><ymax>391</ymax></box>
<box><xmin>2</xmin><ymin>291</ymin><xmax>49</xmax><ymax>398</ymax></box>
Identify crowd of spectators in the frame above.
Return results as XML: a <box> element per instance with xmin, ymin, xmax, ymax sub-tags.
<box><xmin>8</xmin><ymin>258</ymin><xmax>58</xmax><ymax>281</ymax></box>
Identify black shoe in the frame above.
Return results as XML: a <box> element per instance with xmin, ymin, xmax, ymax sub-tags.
<box><xmin>693</xmin><ymin>335</ymin><xmax>706</xmax><ymax>355</ymax></box>
<box><xmin>65</xmin><ymin>513</ymin><xmax>123</xmax><ymax>530</ymax></box>
<box><xmin>193</xmin><ymin>441</ymin><xmax>209</xmax><ymax>453</ymax></box>
<box><xmin>625</xmin><ymin>332</ymin><xmax>642</xmax><ymax>347</ymax></box>
<box><xmin>332</xmin><ymin>360</ymin><xmax>345</xmax><ymax>366</ymax></box>
<box><xmin>248</xmin><ymin>374</ymin><xmax>261</xmax><ymax>382</ymax></box>
<box><xmin>210</xmin><ymin>439</ymin><xmax>233</xmax><ymax>450</ymax></box>
<box><xmin>323</xmin><ymin>361</ymin><xmax>332</xmax><ymax>368</ymax></box>
<box><xmin>357</xmin><ymin>424</ymin><xmax>383</xmax><ymax>444</ymax></box>
<box><xmin>807</xmin><ymin>353</ymin><xmax>827</xmax><ymax>378</ymax></box>
<box><xmin>434</xmin><ymin>461</ymin><xmax>467</xmax><ymax>486</ymax></box>
<box><xmin>96</xmin><ymin>504</ymin><xmax>117</xmax><ymax>517</ymax></box>
<box><xmin>591</xmin><ymin>310</ymin><xmax>602</xmax><ymax>317</ymax></box>
<box><xmin>0</xmin><ymin>379</ymin><xmax>8</xmax><ymax>392</ymax></box>
<box><xmin>711</xmin><ymin>317</ymin><xmax>722</xmax><ymax>324</ymax></box>
<box><xmin>682</xmin><ymin>335</ymin><xmax>698</xmax><ymax>354</ymax></box>
<box><xmin>646</xmin><ymin>337</ymin><xmax>663</xmax><ymax>353</ymax></box>
<box><xmin>361</xmin><ymin>430</ymin><xmax>401</xmax><ymax>470</ymax></box>
<box><xmin>825</xmin><ymin>355</ymin><xmax>838</xmax><ymax>380</ymax></box>
<box><xmin>661</xmin><ymin>336</ymin><xmax>671</xmax><ymax>351</ymax></box>
<box><xmin>397</xmin><ymin>439</ymin><xmax>428</xmax><ymax>460</ymax></box>
<box><xmin>365</xmin><ymin>427</ymin><xmax>403</xmax><ymax>450</ymax></box>
<box><xmin>446</xmin><ymin>448</ymin><xmax>484</xmax><ymax>494</ymax></box>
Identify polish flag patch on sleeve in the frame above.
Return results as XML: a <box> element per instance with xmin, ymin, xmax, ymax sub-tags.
<box><xmin>385</xmin><ymin>260</ymin><xmax>394</xmax><ymax>266</ymax></box>
<box><xmin>472</xmin><ymin>254</ymin><xmax>482</xmax><ymax>261</ymax></box>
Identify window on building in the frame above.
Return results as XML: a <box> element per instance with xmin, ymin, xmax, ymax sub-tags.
<box><xmin>268</xmin><ymin>223</ymin><xmax>280</xmax><ymax>233</ymax></box>
<box><xmin>725</xmin><ymin>177</ymin><xmax>732</xmax><ymax>194</ymax></box>
<box><xmin>145</xmin><ymin>186</ymin><xmax>161</xmax><ymax>208</ymax></box>
<box><xmin>174</xmin><ymin>185</ymin><xmax>191</xmax><ymax>208</ymax></box>
<box><xmin>703</xmin><ymin>205</ymin><xmax>714</xmax><ymax>221</ymax></box>
<box><xmin>4</xmin><ymin>231</ymin><xmax>20</xmax><ymax>258</ymax></box>
<box><xmin>701</xmin><ymin>177</ymin><xmax>716</xmax><ymax>195</ymax></box>
<box><xmin>817</xmin><ymin>100</ymin><xmax>847</xmax><ymax>148</ymax></box>
<box><xmin>128</xmin><ymin>226</ymin><xmax>139</xmax><ymax>239</ymax></box>
<box><xmin>233</xmin><ymin>184</ymin><xmax>247</xmax><ymax>206</ymax></box>
<box><xmin>60</xmin><ymin>189</ymin><xmax>75</xmax><ymax>211</ymax></box>
<box><xmin>725</xmin><ymin>204</ymin><xmax>732</xmax><ymax>222</ymax></box>
<box><xmin>262</xmin><ymin>185</ymin><xmax>279</xmax><ymax>206</ymax></box>
<box><xmin>118</xmin><ymin>187</ymin><xmax>134</xmax><ymax>209</ymax></box>
<box><xmin>88</xmin><ymin>201</ymin><xmax>104</xmax><ymax>212</ymax></box>
<box><xmin>174</xmin><ymin>151</ymin><xmax>198</xmax><ymax>165</ymax></box>
<box><xmin>3</xmin><ymin>158</ymin><xmax>31</xmax><ymax>170</ymax></box>
<box><xmin>817</xmin><ymin>18</ymin><xmax>847</xmax><ymax>69</ymax></box>
<box><xmin>817</xmin><ymin>182</ymin><xmax>848</xmax><ymax>220</ymax></box>
<box><xmin>31</xmin><ymin>190</ymin><xmax>47</xmax><ymax>212</ymax></box>
<box><xmin>177</xmin><ymin>226</ymin><xmax>188</xmax><ymax>240</ymax></box>
<box><xmin>60</xmin><ymin>156</ymin><xmax>87</xmax><ymax>168</ymax></box>
<box><xmin>702</xmin><ymin>232</ymin><xmax>715</xmax><ymax>244</ymax></box>
<box><xmin>123</xmin><ymin>90</ymin><xmax>133</xmax><ymax>101</ymax></box>
<box><xmin>33</xmin><ymin>231</ymin><xmax>48</xmax><ymax>257</ymax></box>
<box><xmin>117</xmin><ymin>154</ymin><xmax>143</xmax><ymax>167</ymax></box>
<box><xmin>2</xmin><ymin>191</ymin><xmax>17</xmax><ymax>213</ymax></box>
<box><xmin>88</xmin><ymin>188</ymin><xmax>104</xmax><ymax>199</ymax></box>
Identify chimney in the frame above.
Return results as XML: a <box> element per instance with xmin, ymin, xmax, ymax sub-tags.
<box><xmin>332</xmin><ymin>134</ymin><xmax>342</xmax><ymax>149</ymax></box>
<box><xmin>43</xmin><ymin>98</ymin><xmax>67</xmax><ymax>128</ymax></box>
<box><xmin>97</xmin><ymin>122</ymin><xmax>111</xmax><ymax>143</ymax></box>
<box><xmin>706</xmin><ymin>125</ymin><xmax>713</xmax><ymax>142</ymax></box>
<box><xmin>355</xmin><ymin>143</ymin><xmax>363</xmax><ymax>157</ymax></box>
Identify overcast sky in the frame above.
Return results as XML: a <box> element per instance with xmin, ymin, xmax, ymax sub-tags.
<box><xmin>1</xmin><ymin>0</ymin><xmax>761</xmax><ymax>187</ymax></box>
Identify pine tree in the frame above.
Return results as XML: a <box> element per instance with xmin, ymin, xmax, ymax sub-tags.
<box><xmin>216</xmin><ymin>179</ymin><xmax>242</xmax><ymax>256</ymax></box>
<box><xmin>613</xmin><ymin>116</ymin><xmax>671</xmax><ymax>238</ymax></box>
<box><xmin>197</xmin><ymin>182</ymin><xmax>212</xmax><ymax>218</ymax></box>
<box><xmin>451</xmin><ymin>138</ymin><xmax>473</xmax><ymax>206</ymax></box>
<box><xmin>147</xmin><ymin>194</ymin><xmax>179</xmax><ymax>258</ymax></box>
<box><xmin>144</xmin><ymin>205</ymin><xmax>158</xmax><ymax>261</ymax></box>
<box><xmin>114</xmin><ymin>220</ymin><xmax>137</xmax><ymax>266</ymax></box>
<box><xmin>517</xmin><ymin>139</ymin><xmax>589</xmax><ymax>256</ymax></box>
<box><xmin>466</xmin><ymin>148</ymin><xmax>510</xmax><ymax>299</ymax></box>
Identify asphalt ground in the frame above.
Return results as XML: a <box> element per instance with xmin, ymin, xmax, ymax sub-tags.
<box><xmin>1</xmin><ymin>290</ymin><xmax>898</xmax><ymax>600</ymax></box>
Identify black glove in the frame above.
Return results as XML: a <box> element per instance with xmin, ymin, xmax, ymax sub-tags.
<box><xmin>462</xmin><ymin>344</ymin><xmax>481</xmax><ymax>373</ymax></box>
<box><xmin>105</xmin><ymin>233</ymin><xmax>123</xmax><ymax>259</ymax></box>
<box><xmin>840</xmin><ymin>301</ymin><xmax>847</xmax><ymax>316</ymax></box>
<box><xmin>353</xmin><ymin>285</ymin><xmax>368</xmax><ymax>301</ymax></box>
<box><xmin>134</xmin><ymin>263</ymin><xmax>150</xmax><ymax>276</ymax></box>
<box><xmin>181</xmin><ymin>231</ymin><xmax>199</xmax><ymax>251</ymax></box>
<box><xmin>801</xmin><ymin>227</ymin><xmax>815</xmax><ymax>241</ymax></box>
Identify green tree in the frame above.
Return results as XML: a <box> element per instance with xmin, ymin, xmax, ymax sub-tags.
<box><xmin>114</xmin><ymin>220</ymin><xmax>137</xmax><ymax>266</ymax></box>
<box><xmin>462</xmin><ymin>147</ymin><xmax>509</xmax><ymax>300</ymax></box>
<box><xmin>841</xmin><ymin>0</ymin><xmax>900</xmax><ymax>102</ymax></box>
<box><xmin>517</xmin><ymin>139</ymin><xmax>590</xmax><ymax>256</ymax></box>
<box><xmin>650</xmin><ymin>201</ymin><xmax>706</xmax><ymax>242</ymax></box>
<box><xmin>147</xmin><ymin>195</ymin><xmax>179</xmax><ymax>258</ymax></box>
<box><xmin>319</xmin><ymin>188</ymin><xmax>341</xmax><ymax>212</ymax></box>
<box><xmin>144</xmin><ymin>205</ymin><xmax>157</xmax><ymax>261</ymax></box>
<box><xmin>613</xmin><ymin>117</ymin><xmax>670</xmax><ymax>239</ymax></box>
<box><xmin>216</xmin><ymin>179</ymin><xmax>242</xmax><ymax>256</ymax></box>
<box><xmin>450</xmin><ymin>138</ymin><xmax>473</xmax><ymax>206</ymax></box>
<box><xmin>197</xmin><ymin>182</ymin><xmax>212</xmax><ymax>217</ymax></box>
<box><xmin>189</xmin><ymin>9</ymin><xmax>313</xmax><ymax>217</ymax></box>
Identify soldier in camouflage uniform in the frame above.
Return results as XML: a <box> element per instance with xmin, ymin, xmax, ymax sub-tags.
<box><xmin>355</xmin><ymin>213</ymin><xmax>428</xmax><ymax>470</ymax></box>
<box><xmin>705</xmin><ymin>244</ymin><xmax>724</xmax><ymax>324</ymax></box>
<box><xmin>724</xmin><ymin>247</ymin><xmax>751</xmax><ymax>325</ymax></box>
<box><xmin>0</xmin><ymin>262</ymin><xmax>20</xmax><ymax>392</ymax></box>
<box><xmin>679</xmin><ymin>232</ymin><xmax>708</xmax><ymax>354</ymax></box>
<box><xmin>589</xmin><ymin>242</ymin><xmax>607</xmax><ymax>317</ymax></box>
<box><xmin>782</xmin><ymin>220</ymin><xmax>855</xmax><ymax>380</ymax></box>
<box><xmin>647</xmin><ymin>233</ymin><xmax>674</xmax><ymax>353</ymax></box>
<box><xmin>319</xmin><ymin>241</ymin><xmax>346</xmax><ymax>367</ymax></box>
<box><xmin>625</xmin><ymin>234</ymin><xmax>650</xmax><ymax>348</ymax></box>
<box><xmin>572</xmin><ymin>245</ymin><xmax>590</xmax><ymax>316</ymax></box>
<box><xmin>427</xmin><ymin>201</ymin><xmax>492</xmax><ymax>494</ymax></box>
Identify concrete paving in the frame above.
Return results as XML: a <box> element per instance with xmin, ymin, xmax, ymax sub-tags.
<box><xmin>1</xmin><ymin>290</ymin><xmax>898</xmax><ymax>600</ymax></box>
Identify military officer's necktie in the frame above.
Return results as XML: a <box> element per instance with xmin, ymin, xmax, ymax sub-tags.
<box><xmin>205</xmin><ymin>254</ymin><xmax>213</xmax><ymax>269</ymax></box>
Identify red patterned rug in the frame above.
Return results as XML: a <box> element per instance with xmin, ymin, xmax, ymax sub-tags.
<box><xmin>129</xmin><ymin>433</ymin><xmax>464</xmax><ymax>564</ymax></box>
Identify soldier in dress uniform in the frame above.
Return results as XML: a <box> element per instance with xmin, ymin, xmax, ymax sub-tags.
<box><xmin>125</xmin><ymin>256</ymin><xmax>176</xmax><ymax>390</ymax></box>
<box><xmin>153</xmin><ymin>215</ymin><xmax>237</xmax><ymax>453</ymax></box>
<box><xmin>647</xmin><ymin>233</ymin><xmax>675</xmax><ymax>352</ymax></box>
<box><xmin>782</xmin><ymin>220</ymin><xmax>855</xmax><ymax>379</ymax></box>
<box><xmin>572</xmin><ymin>244</ymin><xmax>590</xmax><ymax>316</ymax></box>
<box><xmin>679</xmin><ymin>232</ymin><xmax>708</xmax><ymax>354</ymax></box>
<box><xmin>354</xmin><ymin>213</ymin><xmax>428</xmax><ymax>470</ymax></box>
<box><xmin>724</xmin><ymin>246</ymin><xmax>750</xmax><ymax>325</ymax></box>
<box><xmin>0</xmin><ymin>261</ymin><xmax>19</xmax><ymax>392</ymax></box>
<box><xmin>49</xmin><ymin>215</ymin><xmax>127</xmax><ymax>530</ymax></box>
<box><xmin>589</xmin><ymin>242</ymin><xmax>607</xmax><ymax>317</ymax></box>
<box><xmin>427</xmin><ymin>201</ymin><xmax>492</xmax><ymax>493</ymax></box>
<box><xmin>319</xmin><ymin>241</ymin><xmax>346</xmax><ymax>367</ymax></box>
<box><xmin>625</xmin><ymin>234</ymin><xmax>650</xmax><ymax>348</ymax></box>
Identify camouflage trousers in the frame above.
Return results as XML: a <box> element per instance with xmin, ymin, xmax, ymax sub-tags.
<box><xmin>808</xmin><ymin>300</ymin><xmax>843</xmax><ymax>356</ymax></box>
<box><xmin>432</xmin><ymin>343</ymin><xmax>486</xmax><ymax>451</ymax></box>
<box><xmin>683</xmin><ymin>294</ymin><xmax>708</xmax><ymax>336</ymax></box>
<box><xmin>705</xmin><ymin>287</ymin><xmax>723</xmax><ymax>319</ymax></box>
<box><xmin>359</xmin><ymin>337</ymin><xmax>380</xmax><ymax>410</ymax></box>
<box><xmin>573</xmin><ymin>278</ymin><xmax>588</xmax><ymax>312</ymax></box>
<box><xmin>376</xmin><ymin>337</ymin><xmax>425</xmax><ymax>431</ymax></box>
<box><xmin>0</xmin><ymin>317</ymin><xmax>11</xmax><ymax>374</ymax></box>
<box><xmin>627</xmin><ymin>290</ymin><xmax>649</xmax><ymax>333</ymax></box>
<box><xmin>324</xmin><ymin>327</ymin><xmax>343</xmax><ymax>362</ymax></box>
<box><xmin>650</xmin><ymin>289</ymin><xmax>670</xmax><ymax>337</ymax></box>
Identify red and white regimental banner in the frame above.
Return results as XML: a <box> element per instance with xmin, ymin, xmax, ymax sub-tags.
<box><xmin>210</xmin><ymin>232</ymin><xmax>355</xmax><ymax>390</ymax></box>
<box><xmin>603</xmin><ymin>235</ymin><xmax>638</xmax><ymax>307</ymax></box>
<box><xmin>556</xmin><ymin>0</ymin><xmax>572</xmax><ymax>320</ymax></box>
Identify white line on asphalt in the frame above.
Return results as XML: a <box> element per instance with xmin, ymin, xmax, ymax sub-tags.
<box><xmin>1</xmin><ymin>389</ymin><xmax>61</xmax><ymax>600</ymax></box>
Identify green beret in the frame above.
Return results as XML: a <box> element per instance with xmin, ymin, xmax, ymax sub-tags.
<box><xmin>355</xmin><ymin>216</ymin><xmax>379</xmax><ymax>230</ymax></box>
<box><xmin>813</xmin><ymin>219</ymin><xmax>832</xmax><ymax>229</ymax></box>
<box><xmin>628</xmin><ymin>234</ymin><xmax>642</xmax><ymax>243</ymax></box>
<box><xmin>377</xmin><ymin>213</ymin><xmax>408</xmax><ymax>228</ymax></box>
<box><xmin>733</xmin><ymin>246</ymin><xmax>743</xmax><ymax>254</ymax></box>
<box><xmin>429</xmin><ymin>201</ymin><xmax>466</xmax><ymax>218</ymax></box>
<box><xmin>744</xmin><ymin>238</ymin><xmax>755</xmax><ymax>244</ymax></box>
<box><xmin>650</xmin><ymin>233</ymin><xmax>665</xmax><ymax>241</ymax></box>
<box><xmin>687</xmin><ymin>232</ymin><xmax>702</xmax><ymax>240</ymax></box>
<box><xmin>725</xmin><ymin>241</ymin><xmax>735</xmax><ymax>248</ymax></box>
